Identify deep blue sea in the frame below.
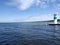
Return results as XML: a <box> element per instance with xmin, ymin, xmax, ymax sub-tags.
<box><xmin>0</xmin><ymin>22</ymin><xmax>60</xmax><ymax>45</ymax></box>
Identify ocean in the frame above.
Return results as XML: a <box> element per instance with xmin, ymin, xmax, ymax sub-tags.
<box><xmin>0</xmin><ymin>22</ymin><xmax>60</xmax><ymax>45</ymax></box>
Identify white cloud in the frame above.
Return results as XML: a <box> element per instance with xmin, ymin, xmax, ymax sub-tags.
<box><xmin>5</xmin><ymin>0</ymin><xmax>35</xmax><ymax>10</ymax></box>
<box><xmin>36</xmin><ymin>0</ymin><xmax>41</xmax><ymax>6</ymax></box>
<box><xmin>18</xmin><ymin>0</ymin><xmax>35</xmax><ymax>10</ymax></box>
<box><xmin>5</xmin><ymin>0</ymin><xmax>58</xmax><ymax>10</ymax></box>
<box><xmin>35</xmin><ymin>0</ymin><xmax>50</xmax><ymax>8</ymax></box>
<box><xmin>5</xmin><ymin>0</ymin><xmax>60</xmax><ymax>11</ymax></box>
<box><xmin>25</xmin><ymin>14</ymin><xmax>60</xmax><ymax>22</ymax></box>
<box><xmin>40</xmin><ymin>1</ymin><xmax>49</xmax><ymax>8</ymax></box>
<box><xmin>25</xmin><ymin>14</ymin><xmax>53</xmax><ymax>22</ymax></box>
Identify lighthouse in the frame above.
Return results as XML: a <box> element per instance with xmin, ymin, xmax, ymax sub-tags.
<box><xmin>49</xmin><ymin>14</ymin><xmax>60</xmax><ymax>25</ymax></box>
<box><xmin>54</xmin><ymin>14</ymin><xmax>58</xmax><ymax>24</ymax></box>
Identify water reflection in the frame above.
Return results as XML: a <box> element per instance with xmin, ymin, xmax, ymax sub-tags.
<box><xmin>53</xmin><ymin>25</ymin><xmax>58</xmax><ymax>39</ymax></box>
<box><xmin>54</xmin><ymin>25</ymin><xmax>58</xmax><ymax>30</ymax></box>
<box><xmin>52</xmin><ymin>25</ymin><xmax>60</xmax><ymax>45</ymax></box>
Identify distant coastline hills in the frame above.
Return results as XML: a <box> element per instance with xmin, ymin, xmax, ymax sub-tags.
<box><xmin>47</xmin><ymin>19</ymin><xmax>60</xmax><ymax>22</ymax></box>
<box><xmin>30</xmin><ymin>19</ymin><xmax>60</xmax><ymax>23</ymax></box>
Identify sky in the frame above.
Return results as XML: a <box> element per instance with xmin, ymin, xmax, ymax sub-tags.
<box><xmin>0</xmin><ymin>0</ymin><xmax>60</xmax><ymax>22</ymax></box>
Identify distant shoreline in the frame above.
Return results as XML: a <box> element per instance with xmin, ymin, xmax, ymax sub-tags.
<box><xmin>0</xmin><ymin>19</ymin><xmax>60</xmax><ymax>23</ymax></box>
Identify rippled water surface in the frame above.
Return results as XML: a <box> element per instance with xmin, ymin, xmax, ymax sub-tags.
<box><xmin>0</xmin><ymin>23</ymin><xmax>60</xmax><ymax>45</ymax></box>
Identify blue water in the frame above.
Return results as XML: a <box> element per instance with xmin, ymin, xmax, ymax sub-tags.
<box><xmin>0</xmin><ymin>23</ymin><xmax>60</xmax><ymax>45</ymax></box>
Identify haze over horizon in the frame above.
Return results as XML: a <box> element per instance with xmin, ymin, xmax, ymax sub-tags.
<box><xmin>0</xmin><ymin>0</ymin><xmax>60</xmax><ymax>22</ymax></box>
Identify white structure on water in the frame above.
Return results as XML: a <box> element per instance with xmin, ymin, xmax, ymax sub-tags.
<box><xmin>54</xmin><ymin>14</ymin><xmax>58</xmax><ymax>24</ymax></box>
